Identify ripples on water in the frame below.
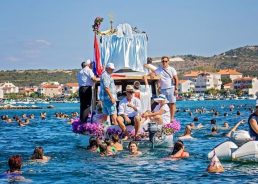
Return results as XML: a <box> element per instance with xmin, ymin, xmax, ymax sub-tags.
<box><xmin>0</xmin><ymin>100</ymin><xmax>258</xmax><ymax>183</ymax></box>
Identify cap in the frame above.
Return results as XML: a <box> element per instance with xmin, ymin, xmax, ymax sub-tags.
<box><xmin>125</xmin><ymin>85</ymin><xmax>135</xmax><ymax>92</ymax></box>
<box><xmin>106</xmin><ymin>63</ymin><xmax>115</xmax><ymax>70</ymax></box>
<box><xmin>85</xmin><ymin>59</ymin><xmax>93</xmax><ymax>65</ymax></box>
<box><xmin>133</xmin><ymin>81</ymin><xmax>140</xmax><ymax>87</ymax></box>
<box><xmin>154</xmin><ymin>94</ymin><xmax>169</xmax><ymax>103</ymax></box>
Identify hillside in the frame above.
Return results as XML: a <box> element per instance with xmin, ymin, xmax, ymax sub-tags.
<box><xmin>172</xmin><ymin>45</ymin><xmax>258</xmax><ymax>76</ymax></box>
<box><xmin>0</xmin><ymin>45</ymin><xmax>257</xmax><ymax>87</ymax></box>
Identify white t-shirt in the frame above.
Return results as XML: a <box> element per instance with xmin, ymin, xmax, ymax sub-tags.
<box><xmin>134</xmin><ymin>86</ymin><xmax>152</xmax><ymax>112</ymax></box>
<box><xmin>153</xmin><ymin>104</ymin><xmax>170</xmax><ymax>124</ymax></box>
<box><xmin>155</xmin><ymin>66</ymin><xmax>177</xmax><ymax>89</ymax></box>
<box><xmin>77</xmin><ymin>66</ymin><xmax>95</xmax><ymax>87</ymax></box>
<box><xmin>118</xmin><ymin>96</ymin><xmax>141</xmax><ymax>117</ymax></box>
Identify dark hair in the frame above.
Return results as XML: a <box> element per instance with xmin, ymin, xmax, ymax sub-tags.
<box><xmin>99</xmin><ymin>143</ymin><xmax>107</xmax><ymax>154</ymax></box>
<box><xmin>171</xmin><ymin>140</ymin><xmax>184</xmax><ymax>155</ymax></box>
<box><xmin>161</xmin><ymin>56</ymin><xmax>169</xmax><ymax>61</ymax></box>
<box><xmin>193</xmin><ymin>117</ymin><xmax>198</xmax><ymax>122</ymax></box>
<box><xmin>211</xmin><ymin>119</ymin><xmax>216</xmax><ymax>124</ymax></box>
<box><xmin>104</xmin><ymin>139</ymin><xmax>112</xmax><ymax>146</ymax></box>
<box><xmin>211</xmin><ymin>127</ymin><xmax>217</xmax><ymax>132</ymax></box>
<box><xmin>111</xmin><ymin>134</ymin><xmax>119</xmax><ymax>143</ymax></box>
<box><xmin>128</xmin><ymin>141</ymin><xmax>138</xmax><ymax>149</ymax></box>
<box><xmin>81</xmin><ymin>62</ymin><xmax>86</xmax><ymax>68</ymax></box>
<box><xmin>147</xmin><ymin>57</ymin><xmax>153</xmax><ymax>64</ymax></box>
<box><xmin>31</xmin><ymin>147</ymin><xmax>44</xmax><ymax>159</ymax></box>
<box><xmin>8</xmin><ymin>155</ymin><xmax>22</xmax><ymax>172</ymax></box>
<box><xmin>87</xmin><ymin>139</ymin><xmax>98</xmax><ymax>150</ymax></box>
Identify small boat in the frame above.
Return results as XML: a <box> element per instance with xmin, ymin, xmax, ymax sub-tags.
<box><xmin>208</xmin><ymin>131</ymin><xmax>258</xmax><ymax>162</ymax></box>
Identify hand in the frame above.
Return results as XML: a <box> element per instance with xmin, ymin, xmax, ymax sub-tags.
<box><xmin>174</xmin><ymin>89</ymin><xmax>178</xmax><ymax>96</ymax></box>
<box><xmin>111</xmin><ymin>97</ymin><xmax>116</xmax><ymax>104</ymax></box>
<box><xmin>127</xmin><ymin>103</ymin><xmax>133</xmax><ymax>108</ymax></box>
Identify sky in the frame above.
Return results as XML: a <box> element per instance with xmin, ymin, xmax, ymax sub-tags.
<box><xmin>0</xmin><ymin>0</ymin><xmax>258</xmax><ymax>70</ymax></box>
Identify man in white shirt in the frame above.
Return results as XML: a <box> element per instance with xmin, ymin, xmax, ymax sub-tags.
<box><xmin>117</xmin><ymin>85</ymin><xmax>141</xmax><ymax>140</ymax></box>
<box><xmin>147</xmin><ymin>56</ymin><xmax>178</xmax><ymax>121</ymax></box>
<box><xmin>77</xmin><ymin>59</ymin><xmax>97</xmax><ymax>122</ymax></box>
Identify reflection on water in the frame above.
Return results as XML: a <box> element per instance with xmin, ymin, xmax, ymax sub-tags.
<box><xmin>0</xmin><ymin>100</ymin><xmax>257</xmax><ymax>183</ymax></box>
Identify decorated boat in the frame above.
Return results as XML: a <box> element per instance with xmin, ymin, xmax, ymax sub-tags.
<box><xmin>72</xmin><ymin>17</ymin><xmax>182</xmax><ymax>147</ymax></box>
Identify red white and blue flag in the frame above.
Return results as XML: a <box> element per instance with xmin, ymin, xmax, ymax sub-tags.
<box><xmin>93</xmin><ymin>33</ymin><xmax>103</xmax><ymax>76</ymax></box>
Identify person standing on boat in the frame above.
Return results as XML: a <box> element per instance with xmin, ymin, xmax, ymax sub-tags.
<box><xmin>248</xmin><ymin>99</ymin><xmax>258</xmax><ymax>140</ymax></box>
<box><xmin>99</xmin><ymin>63</ymin><xmax>117</xmax><ymax>125</ymax></box>
<box><xmin>147</xmin><ymin>56</ymin><xmax>178</xmax><ymax>121</ymax></box>
<box><xmin>77</xmin><ymin>59</ymin><xmax>97</xmax><ymax>122</ymax></box>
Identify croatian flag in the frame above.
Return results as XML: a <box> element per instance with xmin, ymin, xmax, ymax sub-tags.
<box><xmin>94</xmin><ymin>33</ymin><xmax>103</xmax><ymax>76</ymax></box>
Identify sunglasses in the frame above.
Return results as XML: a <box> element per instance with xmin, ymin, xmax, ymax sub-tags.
<box><xmin>126</xmin><ymin>91</ymin><xmax>134</xmax><ymax>94</ymax></box>
<box><xmin>162</xmin><ymin>60</ymin><xmax>168</xmax><ymax>63</ymax></box>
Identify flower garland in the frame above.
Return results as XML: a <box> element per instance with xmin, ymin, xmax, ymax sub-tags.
<box><xmin>92</xmin><ymin>17</ymin><xmax>104</xmax><ymax>33</ymax></box>
<box><xmin>72</xmin><ymin>119</ymin><xmax>104</xmax><ymax>137</ymax></box>
<box><xmin>163</xmin><ymin>119</ymin><xmax>181</xmax><ymax>135</ymax></box>
<box><xmin>106</xmin><ymin>125</ymin><xmax>139</xmax><ymax>139</ymax></box>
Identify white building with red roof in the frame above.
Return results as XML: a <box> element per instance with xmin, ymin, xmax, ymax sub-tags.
<box><xmin>217</xmin><ymin>69</ymin><xmax>242</xmax><ymax>81</ymax></box>
<box><xmin>178</xmin><ymin>80</ymin><xmax>195</xmax><ymax>94</ymax></box>
<box><xmin>38</xmin><ymin>82</ymin><xmax>62</xmax><ymax>97</ymax></box>
<box><xmin>233</xmin><ymin>77</ymin><xmax>258</xmax><ymax>95</ymax></box>
<box><xmin>63</xmin><ymin>83</ymin><xmax>79</xmax><ymax>96</ymax></box>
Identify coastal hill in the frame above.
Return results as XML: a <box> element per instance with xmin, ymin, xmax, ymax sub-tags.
<box><xmin>170</xmin><ymin>45</ymin><xmax>258</xmax><ymax>77</ymax></box>
<box><xmin>0</xmin><ymin>45</ymin><xmax>257</xmax><ymax>87</ymax></box>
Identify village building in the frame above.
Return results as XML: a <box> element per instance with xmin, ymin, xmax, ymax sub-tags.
<box><xmin>63</xmin><ymin>83</ymin><xmax>79</xmax><ymax>96</ymax></box>
<box><xmin>178</xmin><ymin>80</ymin><xmax>195</xmax><ymax>94</ymax></box>
<box><xmin>38</xmin><ymin>82</ymin><xmax>62</xmax><ymax>97</ymax></box>
<box><xmin>19</xmin><ymin>86</ymin><xmax>38</xmax><ymax>96</ymax></box>
<box><xmin>194</xmin><ymin>72</ymin><xmax>222</xmax><ymax>93</ymax></box>
<box><xmin>217</xmin><ymin>69</ymin><xmax>242</xmax><ymax>81</ymax></box>
<box><xmin>0</xmin><ymin>82</ymin><xmax>19</xmax><ymax>95</ymax></box>
<box><xmin>233</xmin><ymin>77</ymin><xmax>258</xmax><ymax>95</ymax></box>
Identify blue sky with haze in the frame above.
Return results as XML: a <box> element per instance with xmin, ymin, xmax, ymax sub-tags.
<box><xmin>0</xmin><ymin>0</ymin><xmax>257</xmax><ymax>70</ymax></box>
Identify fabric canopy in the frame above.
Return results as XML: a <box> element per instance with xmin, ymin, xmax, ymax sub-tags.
<box><xmin>100</xmin><ymin>31</ymin><xmax>148</xmax><ymax>72</ymax></box>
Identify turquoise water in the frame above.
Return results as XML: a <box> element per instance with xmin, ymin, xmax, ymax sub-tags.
<box><xmin>0</xmin><ymin>100</ymin><xmax>258</xmax><ymax>183</ymax></box>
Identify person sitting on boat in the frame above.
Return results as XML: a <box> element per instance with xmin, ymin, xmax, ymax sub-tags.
<box><xmin>141</xmin><ymin>94</ymin><xmax>170</xmax><ymax>125</ymax></box>
<box><xmin>247</xmin><ymin>99</ymin><xmax>258</xmax><ymax>140</ymax></box>
<box><xmin>128</xmin><ymin>141</ymin><xmax>142</xmax><ymax>156</ymax></box>
<box><xmin>169</xmin><ymin>140</ymin><xmax>189</xmax><ymax>160</ymax></box>
<box><xmin>30</xmin><ymin>147</ymin><xmax>50</xmax><ymax>162</ymax></box>
<box><xmin>117</xmin><ymin>85</ymin><xmax>141</xmax><ymax>140</ymax></box>
<box><xmin>178</xmin><ymin>125</ymin><xmax>193</xmax><ymax>140</ymax></box>
<box><xmin>111</xmin><ymin>134</ymin><xmax>123</xmax><ymax>151</ymax></box>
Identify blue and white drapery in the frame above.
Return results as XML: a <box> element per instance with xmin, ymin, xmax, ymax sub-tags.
<box><xmin>100</xmin><ymin>27</ymin><xmax>148</xmax><ymax>72</ymax></box>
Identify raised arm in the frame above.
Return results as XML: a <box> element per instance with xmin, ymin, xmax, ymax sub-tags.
<box><xmin>225</xmin><ymin>120</ymin><xmax>244</xmax><ymax>137</ymax></box>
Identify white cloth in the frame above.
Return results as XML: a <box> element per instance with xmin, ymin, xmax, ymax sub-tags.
<box><xmin>118</xmin><ymin>96</ymin><xmax>141</xmax><ymax>117</ymax></box>
<box><xmin>77</xmin><ymin>66</ymin><xmax>95</xmax><ymax>87</ymax></box>
<box><xmin>134</xmin><ymin>86</ymin><xmax>152</xmax><ymax>112</ymax></box>
<box><xmin>155</xmin><ymin>66</ymin><xmax>177</xmax><ymax>89</ymax></box>
<box><xmin>116</xmin><ymin>23</ymin><xmax>133</xmax><ymax>38</ymax></box>
<box><xmin>153</xmin><ymin>104</ymin><xmax>170</xmax><ymax>124</ymax></box>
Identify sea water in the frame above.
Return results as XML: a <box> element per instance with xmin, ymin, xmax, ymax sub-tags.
<box><xmin>0</xmin><ymin>100</ymin><xmax>257</xmax><ymax>183</ymax></box>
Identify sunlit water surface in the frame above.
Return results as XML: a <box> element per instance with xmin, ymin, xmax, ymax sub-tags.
<box><xmin>0</xmin><ymin>100</ymin><xmax>258</xmax><ymax>183</ymax></box>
